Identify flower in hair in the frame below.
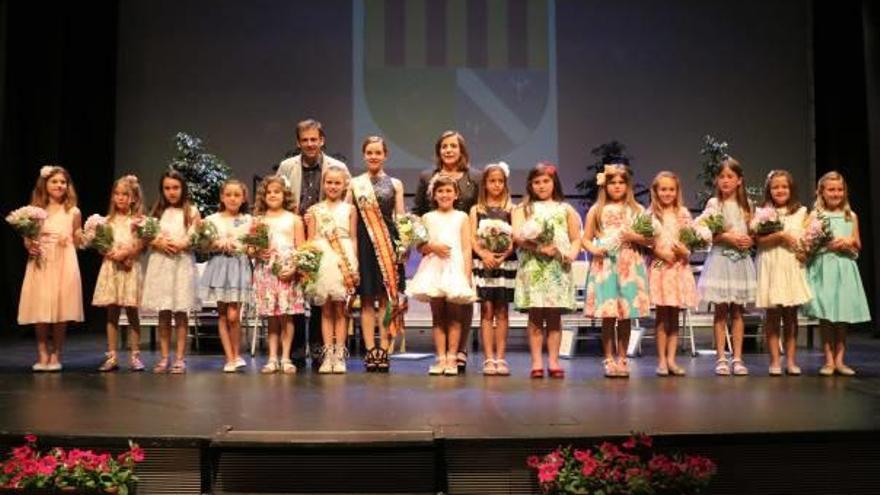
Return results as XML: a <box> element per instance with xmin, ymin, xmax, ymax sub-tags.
<box><xmin>40</xmin><ymin>166</ymin><xmax>55</xmax><ymax>178</ymax></box>
<box><xmin>596</xmin><ymin>173</ymin><xmax>606</xmax><ymax>186</ymax></box>
<box><xmin>545</xmin><ymin>165</ymin><xmax>557</xmax><ymax>175</ymax></box>
<box><xmin>486</xmin><ymin>161</ymin><xmax>510</xmax><ymax>178</ymax></box>
<box><xmin>123</xmin><ymin>174</ymin><xmax>138</xmax><ymax>184</ymax></box>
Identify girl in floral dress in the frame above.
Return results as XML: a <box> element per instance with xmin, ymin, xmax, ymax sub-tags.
<box><xmin>583</xmin><ymin>163</ymin><xmax>652</xmax><ymax>378</ymax></box>
<box><xmin>251</xmin><ymin>175</ymin><xmax>305</xmax><ymax>374</ymax></box>
<box><xmin>513</xmin><ymin>163</ymin><xmax>581</xmax><ymax>379</ymax></box>
<box><xmin>93</xmin><ymin>175</ymin><xmax>146</xmax><ymax>372</ymax></box>
<box><xmin>647</xmin><ymin>172</ymin><xmax>698</xmax><ymax>376</ymax></box>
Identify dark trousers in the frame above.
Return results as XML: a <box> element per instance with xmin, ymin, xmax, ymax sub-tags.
<box><xmin>291</xmin><ymin>305</ymin><xmax>323</xmax><ymax>362</ymax></box>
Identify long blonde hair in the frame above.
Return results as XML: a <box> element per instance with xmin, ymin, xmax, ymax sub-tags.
<box><xmin>476</xmin><ymin>163</ymin><xmax>511</xmax><ymax>214</ymax></box>
<box><xmin>815</xmin><ymin>170</ymin><xmax>854</xmax><ymax>221</ymax></box>
<box><xmin>713</xmin><ymin>157</ymin><xmax>751</xmax><ymax>222</ymax></box>
<box><xmin>591</xmin><ymin>164</ymin><xmax>640</xmax><ymax>235</ymax></box>
<box><xmin>648</xmin><ymin>171</ymin><xmax>684</xmax><ymax>222</ymax></box>
<box><xmin>107</xmin><ymin>175</ymin><xmax>143</xmax><ymax>219</ymax></box>
<box><xmin>30</xmin><ymin>165</ymin><xmax>78</xmax><ymax>210</ymax></box>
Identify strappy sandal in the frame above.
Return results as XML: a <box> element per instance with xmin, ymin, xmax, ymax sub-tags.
<box><xmin>731</xmin><ymin>359</ymin><xmax>749</xmax><ymax>376</ymax></box>
<box><xmin>482</xmin><ymin>359</ymin><xmax>497</xmax><ymax>375</ymax></box>
<box><xmin>170</xmin><ymin>359</ymin><xmax>187</xmax><ymax>374</ymax></box>
<box><xmin>364</xmin><ymin>347</ymin><xmax>379</xmax><ymax>372</ymax></box>
<box><xmin>456</xmin><ymin>351</ymin><xmax>468</xmax><ymax>372</ymax></box>
<box><xmin>98</xmin><ymin>353</ymin><xmax>119</xmax><ymax>372</ymax></box>
<box><xmin>714</xmin><ymin>358</ymin><xmax>730</xmax><ymax>376</ymax></box>
<box><xmin>376</xmin><ymin>347</ymin><xmax>390</xmax><ymax>373</ymax></box>
<box><xmin>494</xmin><ymin>359</ymin><xmax>510</xmax><ymax>376</ymax></box>
<box><xmin>280</xmin><ymin>359</ymin><xmax>297</xmax><ymax>374</ymax></box>
<box><xmin>261</xmin><ymin>359</ymin><xmax>279</xmax><ymax>374</ymax></box>
<box><xmin>129</xmin><ymin>352</ymin><xmax>145</xmax><ymax>372</ymax></box>
<box><xmin>153</xmin><ymin>358</ymin><xmax>169</xmax><ymax>374</ymax></box>
<box><xmin>617</xmin><ymin>358</ymin><xmax>630</xmax><ymax>378</ymax></box>
<box><xmin>603</xmin><ymin>358</ymin><xmax>618</xmax><ymax>378</ymax></box>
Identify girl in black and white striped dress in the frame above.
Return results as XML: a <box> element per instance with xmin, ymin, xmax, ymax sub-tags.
<box><xmin>469</xmin><ymin>162</ymin><xmax>518</xmax><ymax>376</ymax></box>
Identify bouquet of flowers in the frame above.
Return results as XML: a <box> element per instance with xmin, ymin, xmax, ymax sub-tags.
<box><xmin>189</xmin><ymin>220</ymin><xmax>219</xmax><ymax>254</ymax></box>
<box><xmin>679</xmin><ymin>222</ymin><xmax>711</xmax><ymax>251</ymax></box>
<box><xmin>239</xmin><ymin>220</ymin><xmax>270</xmax><ymax>253</ymax></box>
<box><xmin>801</xmin><ymin>213</ymin><xmax>833</xmax><ymax>260</ymax></box>
<box><xmin>630</xmin><ymin>212</ymin><xmax>655</xmax><ymax>239</ymax></box>
<box><xmin>476</xmin><ymin>218</ymin><xmax>513</xmax><ymax>253</ymax></box>
<box><xmin>131</xmin><ymin>215</ymin><xmax>159</xmax><ymax>242</ymax></box>
<box><xmin>82</xmin><ymin>214</ymin><xmax>114</xmax><ymax>254</ymax></box>
<box><xmin>291</xmin><ymin>242</ymin><xmax>323</xmax><ymax>294</ymax></box>
<box><xmin>520</xmin><ymin>213</ymin><xmax>555</xmax><ymax>246</ymax></box>
<box><xmin>695</xmin><ymin>204</ymin><xmax>725</xmax><ymax>236</ymax></box>
<box><xmin>528</xmin><ymin>433</ymin><xmax>716</xmax><ymax>495</ymax></box>
<box><xmin>394</xmin><ymin>213</ymin><xmax>429</xmax><ymax>258</ymax></box>
<box><xmin>6</xmin><ymin>206</ymin><xmax>48</xmax><ymax>266</ymax></box>
<box><xmin>5</xmin><ymin>206</ymin><xmax>47</xmax><ymax>239</ymax></box>
<box><xmin>0</xmin><ymin>435</ymin><xmax>144</xmax><ymax>494</ymax></box>
<box><xmin>750</xmin><ymin>206</ymin><xmax>783</xmax><ymax>236</ymax></box>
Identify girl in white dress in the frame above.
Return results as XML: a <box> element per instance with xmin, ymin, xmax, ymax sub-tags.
<box><xmin>141</xmin><ymin>170</ymin><xmax>201</xmax><ymax>374</ymax></box>
<box><xmin>407</xmin><ymin>175</ymin><xmax>476</xmax><ymax>375</ymax></box>
<box><xmin>306</xmin><ymin>165</ymin><xmax>358</xmax><ymax>374</ymax></box>
<box><xmin>754</xmin><ymin>170</ymin><xmax>811</xmax><ymax>376</ymax></box>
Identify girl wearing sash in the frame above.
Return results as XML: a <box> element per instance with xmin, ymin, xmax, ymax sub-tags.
<box><xmin>351</xmin><ymin>136</ymin><xmax>405</xmax><ymax>372</ymax></box>
<box><xmin>307</xmin><ymin>164</ymin><xmax>359</xmax><ymax>374</ymax></box>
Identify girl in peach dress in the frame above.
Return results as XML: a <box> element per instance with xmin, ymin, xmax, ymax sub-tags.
<box><xmin>17</xmin><ymin>165</ymin><xmax>84</xmax><ymax>372</ymax></box>
<box><xmin>647</xmin><ymin>172</ymin><xmax>698</xmax><ymax>377</ymax></box>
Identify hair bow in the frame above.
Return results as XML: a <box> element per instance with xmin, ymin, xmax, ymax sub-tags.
<box><xmin>485</xmin><ymin>161</ymin><xmax>510</xmax><ymax>177</ymax></box>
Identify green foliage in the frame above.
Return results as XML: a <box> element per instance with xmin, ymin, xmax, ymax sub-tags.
<box><xmin>168</xmin><ymin>132</ymin><xmax>231</xmax><ymax>217</ymax></box>
<box><xmin>696</xmin><ymin>135</ymin><xmax>729</xmax><ymax>208</ymax></box>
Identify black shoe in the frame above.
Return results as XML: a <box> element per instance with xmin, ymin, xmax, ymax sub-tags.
<box><xmin>364</xmin><ymin>347</ymin><xmax>379</xmax><ymax>372</ymax></box>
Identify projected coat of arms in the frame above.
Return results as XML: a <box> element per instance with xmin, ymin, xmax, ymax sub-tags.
<box><xmin>353</xmin><ymin>0</ymin><xmax>558</xmax><ymax>170</ymax></box>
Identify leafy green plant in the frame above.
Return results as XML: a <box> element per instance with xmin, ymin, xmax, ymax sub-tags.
<box><xmin>168</xmin><ymin>132</ymin><xmax>231</xmax><ymax>217</ymax></box>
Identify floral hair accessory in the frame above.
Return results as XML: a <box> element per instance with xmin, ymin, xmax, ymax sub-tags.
<box><xmin>545</xmin><ymin>165</ymin><xmax>557</xmax><ymax>175</ymax></box>
<box><xmin>596</xmin><ymin>164</ymin><xmax>616</xmax><ymax>186</ymax></box>
<box><xmin>123</xmin><ymin>174</ymin><xmax>138</xmax><ymax>184</ymax></box>
<box><xmin>39</xmin><ymin>165</ymin><xmax>55</xmax><ymax>178</ymax></box>
<box><xmin>485</xmin><ymin>161</ymin><xmax>510</xmax><ymax>178</ymax></box>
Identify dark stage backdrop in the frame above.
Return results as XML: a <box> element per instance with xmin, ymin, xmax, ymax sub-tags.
<box><xmin>2</xmin><ymin>1</ymin><xmax>878</xmax><ymax>334</ymax></box>
<box><xmin>115</xmin><ymin>0</ymin><xmax>812</xmax><ymax>207</ymax></box>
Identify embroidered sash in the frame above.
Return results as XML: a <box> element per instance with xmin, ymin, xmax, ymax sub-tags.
<box><xmin>313</xmin><ymin>204</ymin><xmax>357</xmax><ymax>293</ymax></box>
<box><xmin>351</xmin><ymin>174</ymin><xmax>404</xmax><ymax>335</ymax></box>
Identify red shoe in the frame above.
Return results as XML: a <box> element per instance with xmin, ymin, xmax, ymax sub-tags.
<box><xmin>530</xmin><ymin>369</ymin><xmax>544</xmax><ymax>379</ymax></box>
<box><xmin>548</xmin><ymin>368</ymin><xmax>565</xmax><ymax>379</ymax></box>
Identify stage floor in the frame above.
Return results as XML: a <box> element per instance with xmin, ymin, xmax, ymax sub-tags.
<box><xmin>1</xmin><ymin>331</ymin><xmax>878</xmax><ymax>442</ymax></box>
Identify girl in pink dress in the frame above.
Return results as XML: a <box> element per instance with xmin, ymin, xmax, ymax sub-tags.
<box><xmin>647</xmin><ymin>172</ymin><xmax>698</xmax><ymax>377</ymax></box>
<box><xmin>17</xmin><ymin>165</ymin><xmax>84</xmax><ymax>372</ymax></box>
<box><xmin>251</xmin><ymin>175</ymin><xmax>305</xmax><ymax>374</ymax></box>
<box><xmin>93</xmin><ymin>175</ymin><xmax>147</xmax><ymax>372</ymax></box>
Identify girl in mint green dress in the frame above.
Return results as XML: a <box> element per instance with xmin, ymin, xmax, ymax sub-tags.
<box><xmin>804</xmin><ymin>172</ymin><xmax>870</xmax><ymax>376</ymax></box>
<box><xmin>582</xmin><ymin>164</ymin><xmax>652</xmax><ymax>378</ymax></box>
